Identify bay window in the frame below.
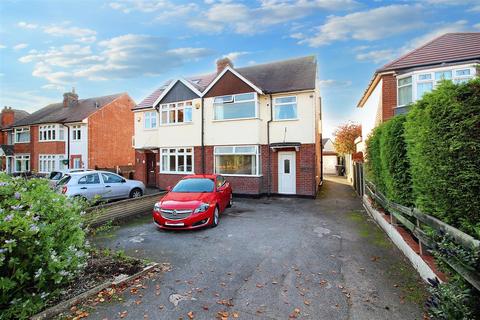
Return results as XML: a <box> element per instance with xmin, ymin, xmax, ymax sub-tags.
<box><xmin>214</xmin><ymin>145</ymin><xmax>260</xmax><ymax>176</ymax></box>
<box><xmin>214</xmin><ymin>93</ymin><xmax>257</xmax><ymax>120</ymax></box>
<box><xmin>144</xmin><ymin>111</ymin><xmax>157</xmax><ymax>129</ymax></box>
<box><xmin>274</xmin><ymin>96</ymin><xmax>297</xmax><ymax>120</ymax></box>
<box><xmin>14</xmin><ymin>154</ymin><xmax>30</xmax><ymax>172</ymax></box>
<box><xmin>161</xmin><ymin>148</ymin><xmax>193</xmax><ymax>173</ymax></box>
<box><xmin>14</xmin><ymin>127</ymin><xmax>30</xmax><ymax>143</ymax></box>
<box><xmin>397</xmin><ymin>76</ymin><xmax>412</xmax><ymax>106</ymax></box>
<box><xmin>160</xmin><ymin>101</ymin><xmax>193</xmax><ymax>124</ymax></box>
<box><xmin>39</xmin><ymin>124</ymin><xmax>65</xmax><ymax>142</ymax></box>
<box><xmin>39</xmin><ymin>154</ymin><xmax>66</xmax><ymax>173</ymax></box>
<box><xmin>416</xmin><ymin>73</ymin><xmax>433</xmax><ymax>99</ymax></box>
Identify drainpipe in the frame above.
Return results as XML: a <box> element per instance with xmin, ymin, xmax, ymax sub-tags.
<box><xmin>201</xmin><ymin>97</ymin><xmax>205</xmax><ymax>174</ymax></box>
<box><xmin>267</xmin><ymin>94</ymin><xmax>273</xmax><ymax>196</ymax></box>
<box><xmin>65</xmin><ymin>124</ymin><xmax>70</xmax><ymax>169</ymax></box>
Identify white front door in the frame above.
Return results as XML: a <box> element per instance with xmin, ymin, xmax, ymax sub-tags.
<box><xmin>278</xmin><ymin>152</ymin><xmax>296</xmax><ymax>194</ymax></box>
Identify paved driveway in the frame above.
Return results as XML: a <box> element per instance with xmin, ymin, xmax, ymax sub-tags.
<box><xmin>90</xmin><ymin>176</ymin><xmax>426</xmax><ymax>320</ymax></box>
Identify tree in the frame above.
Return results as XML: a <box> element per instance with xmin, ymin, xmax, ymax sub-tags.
<box><xmin>333</xmin><ymin>122</ymin><xmax>361</xmax><ymax>154</ymax></box>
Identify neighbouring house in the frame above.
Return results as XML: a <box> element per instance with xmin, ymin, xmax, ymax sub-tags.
<box><xmin>322</xmin><ymin>138</ymin><xmax>338</xmax><ymax>175</ymax></box>
<box><xmin>357</xmin><ymin>32</ymin><xmax>480</xmax><ymax>152</ymax></box>
<box><xmin>133</xmin><ymin>56</ymin><xmax>322</xmax><ymax>197</ymax></box>
<box><xmin>10</xmin><ymin>89</ymin><xmax>136</xmax><ymax>175</ymax></box>
<box><xmin>0</xmin><ymin>107</ymin><xmax>30</xmax><ymax>173</ymax></box>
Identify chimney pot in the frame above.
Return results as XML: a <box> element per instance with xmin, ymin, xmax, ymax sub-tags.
<box><xmin>216</xmin><ymin>57</ymin><xmax>233</xmax><ymax>74</ymax></box>
<box><xmin>63</xmin><ymin>88</ymin><xmax>79</xmax><ymax>107</ymax></box>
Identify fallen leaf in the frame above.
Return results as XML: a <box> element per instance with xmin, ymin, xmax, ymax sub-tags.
<box><xmin>232</xmin><ymin>311</ymin><xmax>240</xmax><ymax>318</ymax></box>
<box><xmin>256</xmin><ymin>283</ymin><xmax>264</xmax><ymax>288</ymax></box>
<box><xmin>187</xmin><ymin>311</ymin><xmax>195</xmax><ymax>319</ymax></box>
<box><xmin>304</xmin><ymin>300</ymin><xmax>311</xmax><ymax>305</ymax></box>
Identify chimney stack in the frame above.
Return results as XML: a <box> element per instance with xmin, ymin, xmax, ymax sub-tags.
<box><xmin>1</xmin><ymin>106</ymin><xmax>15</xmax><ymax>128</ymax></box>
<box><xmin>216</xmin><ymin>57</ymin><xmax>233</xmax><ymax>74</ymax></box>
<box><xmin>63</xmin><ymin>87</ymin><xmax>79</xmax><ymax>107</ymax></box>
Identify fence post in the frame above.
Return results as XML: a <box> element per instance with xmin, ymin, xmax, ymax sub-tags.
<box><xmin>416</xmin><ymin>218</ymin><xmax>426</xmax><ymax>255</ymax></box>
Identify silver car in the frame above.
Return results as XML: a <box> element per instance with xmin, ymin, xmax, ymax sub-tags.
<box><xmin>57</xmin><ymin>170</ymin><xmax>145</xmax><ymax>201</ymax></box>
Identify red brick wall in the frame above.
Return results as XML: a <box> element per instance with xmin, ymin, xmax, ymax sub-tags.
<box><xmin>88</xmin><ymin>94</ymin><xmax>135</xmax><ymax>169</ymax></box>
<box><xmin>134</xmin><ymin>150</ymin><xmax>147</xmax><ymax>182</ymax></box>
<box><xmin>381</xmin><ymin>74</ymin><xmax>397</xmax><ymax>121</ymax></box>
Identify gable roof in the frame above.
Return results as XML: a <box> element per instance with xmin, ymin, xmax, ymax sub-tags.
<box><xmin>322</xmin><ymin>138</ymin><xmax>330</xmax><ymax>148</ymax></box>
<box><xmin>378</xmin><ymin>33</ymin><xmax>480</xmax><ymax>72</ymax></box>
<box><xmin>0</xmin><ymin>109</ymin><xmax>30</xmax><ymax>129</ymax></box>
<box><xmin>134</xmin><ymin>56</ymin><xmax>317</xmax><ymax>110</ymax></box>
<box><xmin>152</xmin><ymin>78</ymin><xmax>203</xmax><ymax>107</ymax></box>
<box><xmin>13</xmin><ymin>93</ymin><xmax>125</xmax><ymax>127</ymax></box>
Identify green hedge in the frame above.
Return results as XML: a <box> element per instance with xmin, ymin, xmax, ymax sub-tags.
<box><xmin>365</xmin><ymin>125</ymin><xmax>385</xmax><ymax>193</ymax></box>
<box><xmin>0</xmin><ymin>174</ymin><xmax>87</xmax><ymax>319</ymax></box>
<box><xmin>404</xmin><ymin>79</ymin><xmax>480</xmax><ymax>237</ymax></box>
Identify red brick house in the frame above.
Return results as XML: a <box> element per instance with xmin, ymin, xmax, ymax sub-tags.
<box><xmin>10</xmin><ymin>90</ymin><xmax>135</xmax><ymax>174</ymax></box>
<box><xmin>0</xmin><ymin>107</ymin><xmax>30</xmax><ymax>173</ymax></box>
<box><xmin>133</xmin><ymin>56</ymin><xmax>322</xmax><ymax>197</ymax></box>
<box><xmin>357</xmin><ymin>32</ymin><xmax>480</xmax><ymax>152</ymax></box>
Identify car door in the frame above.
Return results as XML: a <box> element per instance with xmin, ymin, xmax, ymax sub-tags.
<box><xmin>77</xmin><ymin>173</ymin><xmax>105</xmax><ymax>200</ymax></box>
<box><xmin>215</xmin><ymin>176</ymin><xmax>228</xmax><ymax>210</ymax></box>
<box><xmin>101</xmin><ymin>172</ymin><xmax>130</xmax><ymax>199</ymax></box>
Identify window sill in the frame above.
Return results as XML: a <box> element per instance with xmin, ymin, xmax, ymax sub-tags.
<box><xmin>159</xmin><ymin>122</ymin><xmax>194</xmax><ymax>127</ymax></box>
<box><xmin>14</xmin><ymin>142</ymin><xmax>30</xmax><ymax>144</ymax></box>
<box><xmin>159</xmin><ymin>172</ymin><xmax>194</xmax><ymax>175</ymax></box>
<box><xmin>143</xmin><ymin>128</ymin><xmax>159</xmax><ymax>131</ymax></box>
<box><xmin>272</xmin><ymin>118</ymin><xmax>299</xmax><ymax>122</ymax></box>
<box><xmin>219</xmin><ymin>174</ymin><xmax>263</xmax><ymax>178</ymax></box>
<box><xmin>212</xmin><ymin>117</ymin><xmax>260</xmax><ymax>123</ymax></box>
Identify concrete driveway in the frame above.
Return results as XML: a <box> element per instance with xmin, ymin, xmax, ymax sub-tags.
<box><xmin>90</xmin><ymin>176</ymin><xmax>426</xmax><ymax>320</ymax></box>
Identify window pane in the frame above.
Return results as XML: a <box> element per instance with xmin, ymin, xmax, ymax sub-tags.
<box><xmin>186</xmin><ymin>154</ymin><xmax>192</xmax><ymax>172</ymax></box>
<box><xmin>418</xmin><ymin>74</ymin><xmax>431</xmax><ymax>81</ymax></box>
<box><xmin>184</xmin><ymin>107</ymin><xmax>192</xmax><ymax>122</ymax></box>
<box><xmin>169</xmin><ymin>109</ymin><xmax>176</xmax><ymax>123</ymax></box>
<box><xmin>435</xmin><ymin>71</ymin><xmax>452</xmax><ymax>81</ymax></box>
<box><xmin>177</xmin><ymin>108</ymin><xmax>184</xmax><ymax>123</ymax></box>
<box><xmin>215</xmin><ymin>101</ymin><xmax>255</xmax><ymax>120</ymax></box>
<box><xmin>284</xmin><ymin>159</ymin><xmax>290</xmax><ymax>174</ymax></box>
<box><xmin>161</xmin><ymin>155</ymin><xmax>168</xmax><ymax>171</ymax></box>
<box><xmin>275</xmin><ymin>104</ymin><xmax>297</xmax><ymax>120</ymax></box>
<box><xmin>398</xmin><ymin>85</ymin><xmax>412</xmax><ymax>105</ymax></box>
<box><xmin>398</xmin><ymin>76</ymin><xmax>412</xmax><ymax>86</ymax></box>
<box><xmin>178</xmin><ymin>155</ymin><xmax>185</xmax><ymax>172</ymax></box>
<box><xmin>235</xmin><ymin>146</ymin><xmax>256</xmax><ymax>154</ymax></box>
<box><xmin>417</xmin><ymin>82</ymin><xmax>433</xmax><ymax>99</ymax></box>
<box><xmin>275</xmin><ymin>96</ymin><xmax>296</xmax><ymax>104</ymax></box>
<box><xmin>215</xmin><ymin>155</ymin><xmax>256</xmax><ymax>175</ymax></box>
<box><xmin>161</xmin><ymin>111</ymin><xmax>168</xmax><ymax>124</ymax></box>
<box><xmin>215</xmin><ymin>146</ymin><xmax>234</xmax><ymax>154</ymax></box>
<box><xmin>455</xmin><ymin>69</ymin><xmax>470</xmax><ymax>76</ymax></box>
<box><xmin>214</xmin><ymin>95</ymin><xmax>233</xmax><ymax>103</ymax></box>
<box><xmin>169</xmin><ymin>155</ymin><xmax>176</xmax><ymax>171</ymax></box>
<box><xmin>235</xmin><ymin>93</ymin><xmax>255</xmax><ymax>101</ymax></box>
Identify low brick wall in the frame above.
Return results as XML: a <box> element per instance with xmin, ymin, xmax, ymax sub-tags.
<box><xmin>86</xmin><ymin>192</ymin><xmax>165</xmax><ymax>226</ymax></box>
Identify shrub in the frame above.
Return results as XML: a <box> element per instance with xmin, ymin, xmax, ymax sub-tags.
<box><xmin>404</xmin><ymin>79</ymin><xmax>480</xmax><ymax>237</ymax></box>
<box><xmin>365</xmin><ymin>125</ymin><xmax>385</xmax><ymax>193</ymax></box>
<box><xmin>0</xmin><ymin>174</ymin><xmax>87</xmax><ymax>319</ymax></box>
<box><xmin>379</xmin><ymin>114</ymin><xmax>413</xmax><ymax>206</ymax></box>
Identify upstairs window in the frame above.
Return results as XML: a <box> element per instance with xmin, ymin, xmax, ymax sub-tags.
<box><xmin>144</xmin><ymin>111</ymin><xmax>158</xmax><ymax>129</ymax></box>
<box><xmin>214</xmin><ymin>93</ymin><xmax>257</xmax><ymax>120</ymax></box>
<box><xmin>160</xmin><ymin>101</ymin><xmax>193</xmax><ymax>124</ymax></box>
<box><xmin>397</xmin><ymin>76</ymin><xmax>412</xmax><ymax>106</ymax></box>
<box><xmin>274</xmin><ymin>96</ymin><xmax>297</xmax><ymax>120</ymax></box>
<box><xmin>72</xmin><ymin>125</ymin><xmax>82</xmax><ymax>141</ymax></box>
<box><xmin>39</xmin><ymin>124</ymin><xmax>64</xmax><ymax>142</ymax></box>
<box><xmin>14</xmin><ymin>127</ymin><xmax>30</xmax><ymax>143</ymax></box>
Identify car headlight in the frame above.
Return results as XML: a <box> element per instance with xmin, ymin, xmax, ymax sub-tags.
<box><xmin>194</xmin><ymin>202</ymin><xmax>210</xmax><ymax>214</ymax></box>
<box><xmin>154</xmin><ymin>202</ymin><xmax>161</xmax><ymax>212</ymax></box>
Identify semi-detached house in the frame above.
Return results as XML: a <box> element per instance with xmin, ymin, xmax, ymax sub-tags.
<box><xmin>10</xmin><ymin>90</ymin><xmax>135</xmax><ymax>174</ymax></box>
<box><xmin>357</xmin><ymin>32</ymin><xmax>480</xmax><ymax>152</ymax></box>
<box><xmin>133</xmin><ymin>56</ymin><xmax>322</xmax><ymax>197</ymax></box>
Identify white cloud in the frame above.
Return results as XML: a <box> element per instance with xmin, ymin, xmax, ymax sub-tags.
<box><xmin>318</xmin><ymin>79</ymin><xmax>352</xmax><ymax>88</ymax></box>
<box><xmin>43</xmin><ymin>24</ymin><xmax>97</xmax><ymax>43</ymax></box>
<box><xmin>17</xmin><ymin>21</ymin><xmax>38</xmax><ymax>29</ymax></box>
<box><xmin>222</xmin><ymin>51</ymin><xmax>250</xmax><ymax>62</ymax></box>
<box><xmin>42</xmin><ymin>84</ymin><xmax>66</xmax><ymax>91</ymax></box>
<box><xmin>0</xmin><ymin>91</ymin><xmax>56</xmax><ymax>112</ymax></box>
<box><xmin>474</xmin><ymin>23</ymin><xmax>480</xmax><ymax>30</ymax></box>
<box><xmin>0</xmin><ymin>44</ymin><xmax>6</xmax><ymax>49</ymax></box>
<box><xmin>356</xmin><ymin>49</ymin><xmax>397</xmax><ymax>64</ymax></box>
<box><xmin>13</xmin><ymin>43</ymin><xmax>28</xmax><ymax>50</ymax></box>
<box><xmin>301</xmin><ymin>5</ymin><xmax>424</xmax><ymax>47</ymax></box>
<box><xmin>469</xmin><ymin>4</ymin><xmax>480</xmax><ymax>12</ymax></box>
<box><xmin>19</xmin><ymin>33</ymin><xmax>212</xmax><ymax>86</ymax></box>
<box><xmin>109</xmin><ymin>0</ymin><xmax>198</xmax><ymax>20</ymax></box>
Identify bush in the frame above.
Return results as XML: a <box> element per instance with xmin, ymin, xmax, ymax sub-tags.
<box><xmin>379</xmin><ymin>114</ymin><xmax>413</xmax><ymax>206</ymax></box>
<box><xmin>0</xmin><ymin>174</ymin><xmax>87</xmax><ymax>319</ymax></box>
<box><xmin>365</xmin><ymin>125</ymin><xmax>385</xmax><ymax>193</ymax></box>
<box><xmin>404</xmin><ymin>79</ymin><xmax>480</xmax><ymax>237</ymax></box>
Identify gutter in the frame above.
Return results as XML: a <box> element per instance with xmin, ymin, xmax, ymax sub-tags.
<box><xmin>267</xmin><ymin>94</ymin><xmax>273</xmax><ymax>196</ymax></box>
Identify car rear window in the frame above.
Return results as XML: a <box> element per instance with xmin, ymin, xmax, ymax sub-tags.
<box><xmin>49</xmin><ymin>171</ymin><xmax>63</xmax><ymax>180</ymax></box>
<box><xmin>172</xmin><ymin>178</ymin><xmax>214</xmax><ymax>193</ymax></box>
<box><xmin>57</xmin><ymin>175</ymin><xmax>71</xmax><ymax>186</ymax></box>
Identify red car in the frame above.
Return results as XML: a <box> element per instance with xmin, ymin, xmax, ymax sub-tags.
<box><xmin>152</xmin><ymin>174</ymin><xmax>233</xmax><ymax>230</ymax></box>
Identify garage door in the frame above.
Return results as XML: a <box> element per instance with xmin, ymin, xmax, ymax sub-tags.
<box><xmin>323</xmin><ymin>155</ymin><xmax>337</xmax><ymax>175</ymax></box>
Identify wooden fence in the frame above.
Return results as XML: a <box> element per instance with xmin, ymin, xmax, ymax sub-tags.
<box><xmin>364</xmin><ymin>180</ymin><xmax>480</xmax><ymax>291</ymax></box>
<box><xmin>85</xmin><ymin>192</ymin><xmax>166</xmax><ymax>226</ymax></box>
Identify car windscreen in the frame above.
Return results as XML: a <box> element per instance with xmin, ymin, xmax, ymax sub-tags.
<box><xmin>49</xmin><ymin>171</ymin><xmax>63</xmax><ymax>180</ymax></box>
<box><xmin>57</xmin><ymin>175</ymin><xmax>71</xmax><ymax>186</ymax></box>
<box><xmin>172</xmin><ymin>178</ymin><xmax>215</xmax><ymax>193</ymax></box>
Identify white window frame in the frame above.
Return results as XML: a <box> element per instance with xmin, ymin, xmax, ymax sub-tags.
<box><xmin>73</xmin><ymin>158</ymin><xmax>81</xmax><ymax>169</ymax></box>
<box><xmin>214</xmin><ymin>145</ymin><xmax>261</xmax><ymax>177</ymax></box>
<box><xmin>38</xmin><ymin>154</ymin><xmax>67</xmax><ymax>173</ymax></box>
<box><xmin>160</xmin><ymin>147</ymin><xmax>194</xmax><ymax>174</ymax></box>
<box><xmin>14</xmin><ymin>127</ymin><xmax>30</xmax><ymax>143</ymax></box>
<box><xmin>71</xmin><ymin>125</ymin><xmax>82</xmax><ymax>141</ymax></box>
<box><xmin>396</xmin><ymin>64</ymin><xmax>476</xmax><ymax>108</ymax></box>
<box><xmin>159</xmin><ymin>101</ymin><xmax>193</xmax><ymax>125</ymax></box>
<box><xmin>397</xmin><ymin>76</ymin><xmax>413</xmax><ymax>108</ymax></box>
<box><xmin>273</xmin><ymin>96</ymin><xmax>298</xmax><ymax>121</ymax></box>
<box><xmin>144</xmin><ymin>111</ymin><xmax>158</xmax><ymax>130</ymax></box>
<box><xmin>39</xmin><ymin>124</ymin><xmax>65</xmax><ymax>142</ymax></box>
<box><xmin>14</xmin><ymin>154</ymin><xmax>30</xmax><ymax>172</ymax></box>
<box><xmin>213</xmin><ymin>93</ymin><xmax>258</xmax><ymax>121</ymax></box>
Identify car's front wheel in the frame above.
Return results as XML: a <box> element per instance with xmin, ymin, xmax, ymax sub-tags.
<box><xmin>227</xmin><ymin>193</ymin><xmax>233</xmax><ymax>208</ymax></box>
<box><xmin>130</xmin><ymin>188</ymin><xmax>143</xmax><ymax>198</ymax></box>
<box><xmin>211</xmin><ymin>206</ymin><xmax>219</xmax><ymax>228</ymax></box>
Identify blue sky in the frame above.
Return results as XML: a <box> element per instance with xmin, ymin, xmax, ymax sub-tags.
<box><xmin>0</xmin><ymin>0</ymin><xmax>479</xmax><ymax>137</ymax></box>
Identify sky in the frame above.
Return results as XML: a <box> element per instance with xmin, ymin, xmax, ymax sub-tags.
<box><xmin>0</xmin><ymin>0</ymin><xmax>479</xmax><ymax>138</ymax></box>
